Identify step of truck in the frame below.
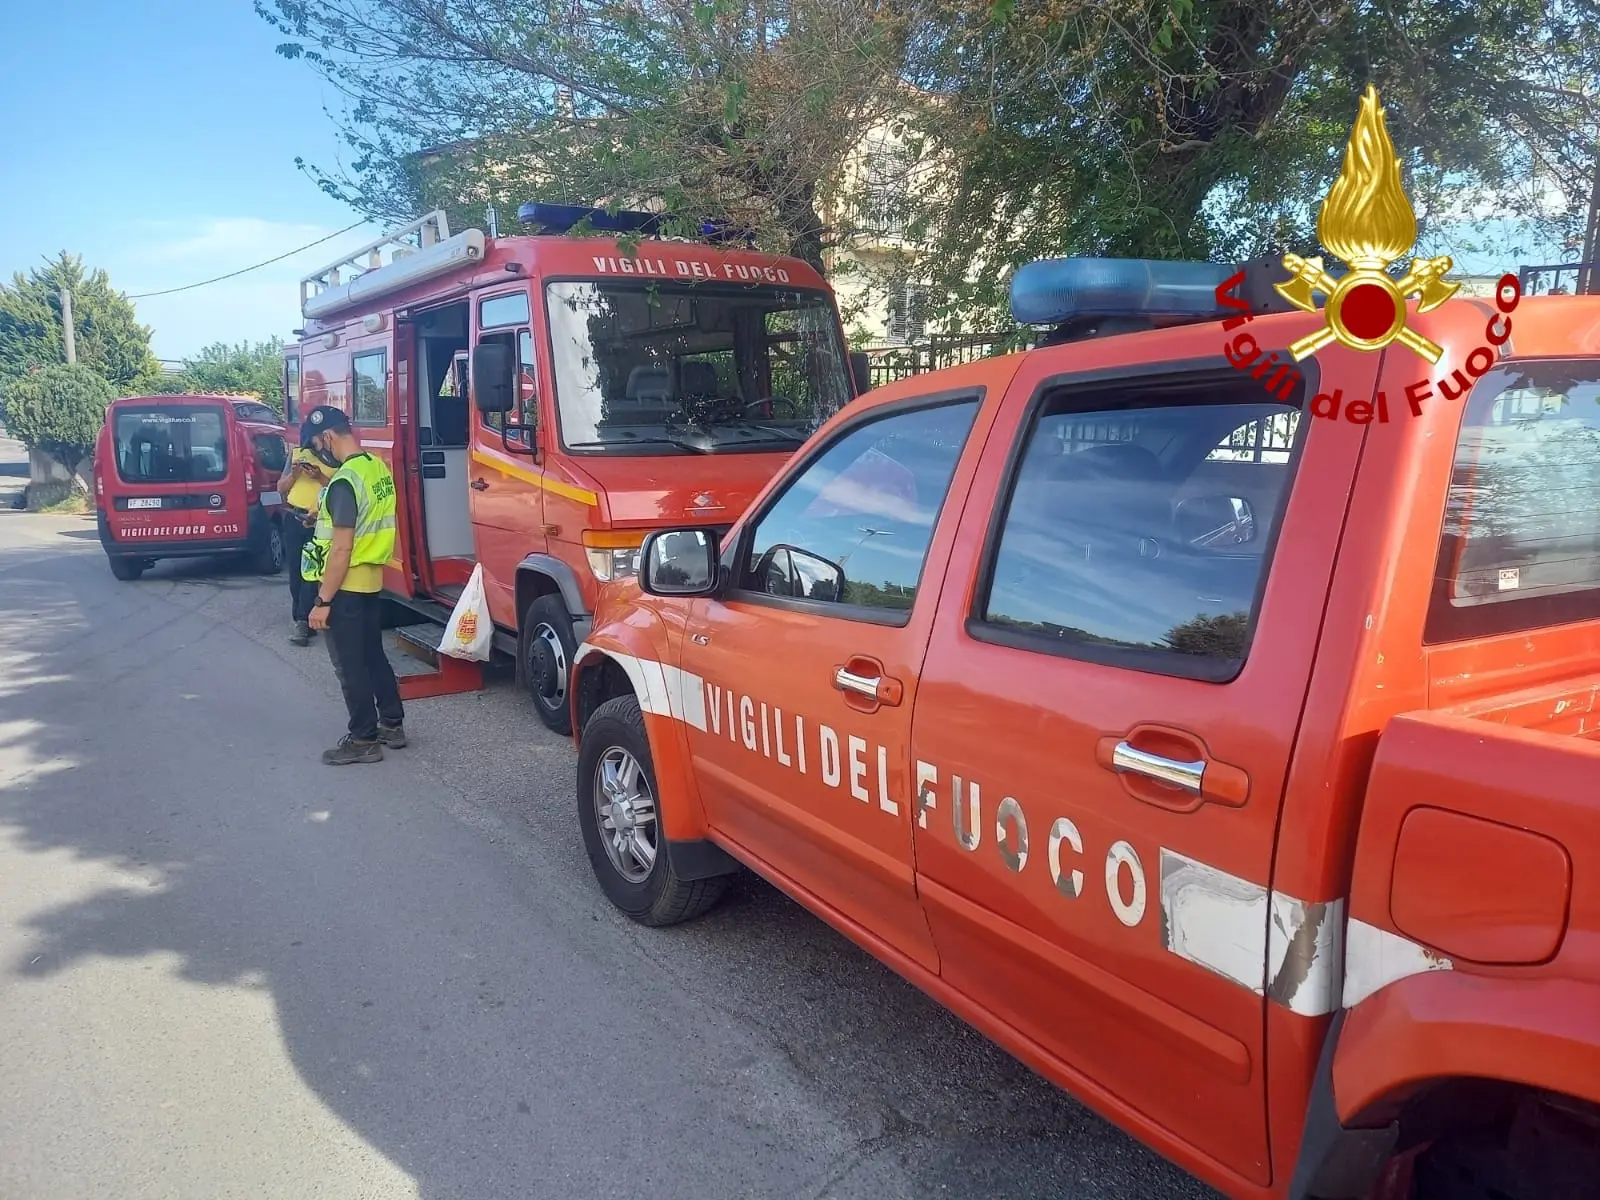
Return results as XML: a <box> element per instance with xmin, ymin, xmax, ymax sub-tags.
<box><xmin>392</xmin><ymin>625</ymin><xmax>485</xmax><ymax>700</ymax></box>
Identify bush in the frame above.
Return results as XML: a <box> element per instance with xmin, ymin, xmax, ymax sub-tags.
<box><xmin>0</xmin><ymin>363</ymin><xmax>115</xmax><ymax>476</ymax></box>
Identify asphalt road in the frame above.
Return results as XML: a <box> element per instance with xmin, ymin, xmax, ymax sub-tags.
<box><xmin>0</xmin><ymin>482</ymin><xmax>1220</xmax><ymax>1198</ymax></box>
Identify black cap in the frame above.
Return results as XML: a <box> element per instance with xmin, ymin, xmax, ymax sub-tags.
<box><xmin>299</xmin><ymin>405</ymin><xmax>351</xmax><ymax>448</ymax></box>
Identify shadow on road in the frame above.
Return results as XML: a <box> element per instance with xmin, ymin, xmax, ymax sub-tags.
<box><xmin>0</xmin><ymin>537</ymin><xmax>1220</xmax><ymax>1200</ymax></box>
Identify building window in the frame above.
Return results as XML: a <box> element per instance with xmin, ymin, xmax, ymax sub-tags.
<box><xmin>885</xmin><ymin>276</ymin><xmax>928</xmax><ymax>345</ymax></box>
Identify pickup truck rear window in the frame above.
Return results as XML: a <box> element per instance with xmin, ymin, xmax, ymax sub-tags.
<box><xmin>1427</xmin><ymin>359</ymin><xmax>1600</xmax><ymax>642</ymax></box>
<box><xmin>973</xmin><ymin>373</ymin><xmax>1306</xmax><ymax>683</ymax></box>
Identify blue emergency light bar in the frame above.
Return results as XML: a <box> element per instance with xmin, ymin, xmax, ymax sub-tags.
<box><xmin>517</xmin><ymin>202</ymin><xmax>757</xmax><ymax>245</ymax></box>
<box><xmin>1010</xmin><ymin>257</ymin><xmax>1241</xmax><ymax>327</ymax></box>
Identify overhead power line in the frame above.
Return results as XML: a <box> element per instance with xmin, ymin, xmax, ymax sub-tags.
<box><xmin>127</xmin><ymin>219</ymin><xmax>373</xmax><ymax>299</ymax></box>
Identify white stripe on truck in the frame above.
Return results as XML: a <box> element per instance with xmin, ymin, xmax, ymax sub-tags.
<box><xmin>574</xmin><ymin>644</ymin><xmax>1453</xmax><ymax>1015</ymax></box>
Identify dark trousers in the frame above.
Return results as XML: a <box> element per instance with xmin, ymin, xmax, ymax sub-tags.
<box><xmin>325</xmin><ymin>590</ymin><xmax>404</xmax><ymax>741</ymax></box>
<box><xmin>283</xmin><ymin>515</ymin><xmax>317</xmax><ymax>623</ymax></box>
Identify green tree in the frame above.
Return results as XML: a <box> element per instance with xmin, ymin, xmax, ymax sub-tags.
<box><xmin>0</xmin><ymin>253</ymin><xmax>160</xmax><ymax>391</ymax></box>
<box><xmin>1163</xmin><ymin>612</ymin><xmax>1251</xmax><ymax>659</ymax></box>
<box><xmin>0</xmin><ymin>364</ymin><xmax>116</xmax><ymax>479</ymax></box>
<box><xmin>256</xmin><ymin>0</ymin><xmax>919</xmax><ymax>272</ymax></box>
<box><xmin>895</xmin><ymin>0</ymin><xmax>1600</xmax><ymax>325</ymax></box>
<box><xmin>176</xmin><ymin>339</ymin><xmax>287</xmax><ymax>411</ymax></box>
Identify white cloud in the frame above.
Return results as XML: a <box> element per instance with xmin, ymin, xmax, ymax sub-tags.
<box><xmin>112</xmin><ymin>217</ymin><xmax>384</xmax><ymax>360</ymax></box>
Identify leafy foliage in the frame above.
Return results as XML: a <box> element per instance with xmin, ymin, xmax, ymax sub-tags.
<box><xmin>0</xmin><ymin>364</ymin><xmax>116</xmax><ymax>474</ymax></box>
<box><xmin>264</xmin><ymin>0</ymin><xmax>1600</xmax><ymax>332</ymax></box>
<box><xmin>256</xmin><ymin>0</ymin><xmax>918</xmax><ymax>271</ymax></box>
<box><xmin>1163</xmin><ymin>611</ymin><xmax>1250</xmax><ymax>659</ymax></box>
<box><xmin>0</xmin><ymin>253</ymin><xmax>159</xmax><ymax>392</ymax></box>
<box><xmin>153</xmin><ymin>340</ymin><xmax>288</xmax><ymax>412</ymax></box>
<box><xmin>899</xmin><ymin>0</ymin><xmax>1600</xmax><ymax>325</ymax></box>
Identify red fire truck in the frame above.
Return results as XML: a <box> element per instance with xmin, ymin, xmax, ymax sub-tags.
<box><xmin>287</xmin><ymin>206</ymin><xmax>866</xmax><ymax>733</ymax></box>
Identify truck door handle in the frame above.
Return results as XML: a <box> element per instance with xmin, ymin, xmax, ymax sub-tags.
<box><xmin>835</xmin><ymin>667</ymin><xmax>884</xmax><ymax>698</ymax></box>
<box><xmin>833</xmin><ymin>657</ymin><xmax>904</xmax><ymax>709</ymax></box>
<box><xmin>470</xmin><ymin>478</ymin><xmax>489</xmax><ymax>491</ymax></box>
<box><xmin>1112</xmin><ymin>742</ymin><xmax>1204</xmax><ymax>793</ymax></box>
<box><xmin>1096</xmin><ymin>725</ymin><xmax>1249</xmax><ymax>812</ymax></box>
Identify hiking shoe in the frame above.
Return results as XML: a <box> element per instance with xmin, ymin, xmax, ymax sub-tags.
<box><xmin>289</xmin><ymin>620</ymin><xmax>312</xmax><ymax>647</ymax></box>
<box><xmin>376</xmin><ymin>722</ymin><xmax>408</xmax><ymax>749</ymax></box>
<box><xmin>322</xmin><ymin>736</ymin><xmax>383</xmax><ymax>766</ymax></box>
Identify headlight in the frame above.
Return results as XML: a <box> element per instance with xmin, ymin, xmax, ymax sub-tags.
<box><xmin>585</xmin><ymin>546</ymin><xmax>641</xmax><ymax>582</ymax></box>
<box><xmin>582</xmin><ymin>530</ymin><xmax>645</xmax><ymax>582</ymax></box>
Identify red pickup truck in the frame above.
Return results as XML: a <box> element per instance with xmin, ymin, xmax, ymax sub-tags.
<box><xmin>567</xmin><ymin>254</ymin><xmax>1600</xmax><ymax>1200</ymax></box>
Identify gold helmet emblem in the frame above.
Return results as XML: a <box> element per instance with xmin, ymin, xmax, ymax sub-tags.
<box><xmin>1275</xmin><ymin>85</ymin><xmax>1459</xmax><ymax>363</ymax></box>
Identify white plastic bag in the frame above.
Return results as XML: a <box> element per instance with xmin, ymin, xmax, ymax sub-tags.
<box><xmin>440</xmin><ymin>563</ymin><xmax>493</xmax><ymax>661</ymax></box>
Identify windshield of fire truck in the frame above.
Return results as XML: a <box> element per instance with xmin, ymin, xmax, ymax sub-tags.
<box><xmin>545</xmin><ymin>280</ymin><xmax>851</xmax><ymax>454</ymax></box>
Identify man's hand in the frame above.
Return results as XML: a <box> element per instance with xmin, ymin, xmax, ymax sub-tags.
<box><xmin>309</xmin><ymin>601</ymin><xmax>331</xmax><ymax>631</ymax></box>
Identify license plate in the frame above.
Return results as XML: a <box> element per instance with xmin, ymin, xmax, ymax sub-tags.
<box><xmin>126</xmin><ymin>498</ymin><xmax>162</xmax><ymax>510</ymax></box>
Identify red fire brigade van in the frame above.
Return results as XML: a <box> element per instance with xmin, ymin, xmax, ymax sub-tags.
<box><xmin>286</xmin><ymin>206</ymin><xmax>867</xmax><ymax>733</ymax></box>
<box><xmin>93</xmin><ymin>394</ymin><xmax>291</xmax><ymax>581</ymax></box>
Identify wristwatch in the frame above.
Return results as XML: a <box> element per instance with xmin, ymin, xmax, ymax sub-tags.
<box><xmin>314</xmin><ymin>597</ymin><xmax>333</xmax><ymax>609</ymax></box>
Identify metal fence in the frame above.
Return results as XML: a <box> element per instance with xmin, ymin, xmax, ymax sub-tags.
<box><xmin>860</xmin><ymin>259</ymin><xmax>1598</xmax><ymax>390</ymax></box>
<box><xmin>859</xmin><ymin>332</ymin><xmax>1034</xmax><ymax>388</ymax></box>
<box><xmin>1519</xmin><ymin>261</ymin><xmax>1600</xmax><ymax>296</ymax></box>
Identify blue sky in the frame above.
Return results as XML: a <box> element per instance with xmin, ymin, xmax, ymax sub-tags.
<box><xmin>0</xmin><ymin>0</ymin><xmax>385</xmax><ymax>360</ymax></box>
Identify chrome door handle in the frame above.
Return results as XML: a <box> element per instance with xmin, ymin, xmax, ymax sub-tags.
<box><xmin>1112</xmin><ymin>742</ymin><xmax>1205</xmax><ymax>794</ymax></box>
<box><xmin>470</xmin><ymin>478</ymin><xmax>489</xmax><ymax>491</ymax></box>
<box><xmin>834</xmin><ymin>668</ymin><xmax>881</xmax><ymax>698</ymax></box>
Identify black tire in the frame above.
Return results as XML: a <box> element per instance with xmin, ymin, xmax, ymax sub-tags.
<box><xmin>252</xmin><ymin>518</ymin><xmax>285</xmax><ymax>575</ymax></box>
<box><xmin>108</xmin><ymin>555</ymin><xmax>145</xmax><ymax>582</ymax></box>
<box><xmin>577</xmin><ymin>695</ymin><xmax>728</xmax><ymax>926</ymax></box>
<box><xmin>521</xmin><ymin>592</ymin><xmax>577</xmax><ymax>735</ymax></box>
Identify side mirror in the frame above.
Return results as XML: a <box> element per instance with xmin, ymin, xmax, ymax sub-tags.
<box><xmin>849</xmin><ymin>351</ymin><xmax>872</xmax><ymax>397</ymax></box>
<box><xmin>1174</xmin><ymin>494</ymin><xmax>1257</xmax><ymax>548</ymax></box>
<box><xmin>639</xmin><ymin>528</ymin><xmax>719</xmax><ymax>597</ymax></box>
<box><xmin>471</xmin><ymin>342</ymin><xmax>516</xmax><ymax>414</ymax></box>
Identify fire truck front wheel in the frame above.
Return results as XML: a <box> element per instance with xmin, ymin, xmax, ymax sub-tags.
<box><xmin>522</xmin><ymin>593</ymin><xmax>577</xmax><ymax>735</ymax></box>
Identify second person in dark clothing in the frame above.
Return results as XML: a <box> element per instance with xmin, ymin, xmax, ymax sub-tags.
<box><xmin>278</xmin><ymin>441</ymin><xmax>337</xmax><ymax>645</ymax></box>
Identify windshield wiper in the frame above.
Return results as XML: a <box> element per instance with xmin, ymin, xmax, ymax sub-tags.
<box><xmin>737</xmin><ymin>422</ymin><xmax>808</xmax><ymax>444</ymax></box>
<box><xmin>565</xmin><ymin>437</ymin><xmax>712</xmax><ymax>454</ymax></box>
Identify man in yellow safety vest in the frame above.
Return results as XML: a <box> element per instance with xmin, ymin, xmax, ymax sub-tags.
<box><xmin>300</xmin><ymin>405</ymin><xmax>406</xmax><ymax>765</ymax></box>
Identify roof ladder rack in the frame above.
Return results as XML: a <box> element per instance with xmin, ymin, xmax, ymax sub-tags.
<box><xmin>299</xmin><ymin>210</ymin><xmax>458</xmax><ymax>316</ymax></box>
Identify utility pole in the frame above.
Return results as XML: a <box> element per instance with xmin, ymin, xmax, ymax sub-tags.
<box><xmin>59</xmin><ymin>288</ymin><xmax>76</xmax><ymax>364</ymax></box>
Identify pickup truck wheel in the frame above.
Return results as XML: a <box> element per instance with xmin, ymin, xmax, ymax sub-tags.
<box><xmin>577</xmin><ymin>695</ymin><xmax>728</xmax><ymax>926</ymax></box>
<box><xmin>252</xmin><ymin>520</ymin><xmax>285</xmax><ymax>575</ymax></box>
<box><xmin>522</xmin><ymin>593</ymin><xmax>576</xmax><ymax>735</ymax></box>
<box><xmin>108</xmin><ymin>556</ymin><xmax>145</xmax><ymax>582</ymax></box>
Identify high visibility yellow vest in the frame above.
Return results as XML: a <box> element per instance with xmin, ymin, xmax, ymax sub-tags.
<box><xmin>302</xmin><ymin>452</ymin><xmax>397</xmax><ymax>594</ymax></box>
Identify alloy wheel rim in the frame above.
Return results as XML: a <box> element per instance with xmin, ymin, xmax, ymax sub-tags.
<box><xmin>594</xmin><ymin>746</ymin><xmax>657</xmax><ymax>883</ymax></box>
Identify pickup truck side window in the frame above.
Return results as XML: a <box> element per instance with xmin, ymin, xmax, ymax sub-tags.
<box><xmin>738</xmin><ymin>397</ymin><xmax>980</xmax><ymax>620</ymax></box>
<box><xmin>1427</xmin><ymin>359</ymin><xmax>1600</xmax><ymax>641</ymax></box>
<box><xmin>972</xmin><ymin>373</ymin><xmax>1307</xmax><ymax>682</ymax></box>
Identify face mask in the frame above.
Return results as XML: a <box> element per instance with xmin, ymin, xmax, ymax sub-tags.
<box><xmin>311</xmin><ymin>438</ymin><xmax>339</xmax><ymax>468</ymax></box>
